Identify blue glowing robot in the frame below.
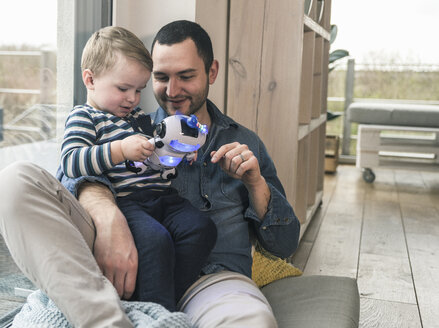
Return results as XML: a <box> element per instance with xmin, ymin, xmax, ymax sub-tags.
<box><xmin>128</xmin><ymin>114</ymin><xmax>208</xmax><ymax>179</ymax></box>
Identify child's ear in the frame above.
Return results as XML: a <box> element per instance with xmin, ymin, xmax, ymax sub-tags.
<box><xmin>82</xmin><ymin>69</ymin><xmax>95</xmax><ymax>90</ymax></box>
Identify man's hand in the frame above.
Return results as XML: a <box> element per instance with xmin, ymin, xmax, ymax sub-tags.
<box><xmin>78</xmin><ymin>182</ymin><xmax>138</xmax><ymax>300</ymax></box>
<box><xmin>210</xmin><ymin>142</ymin><xmax>261</xmax><ymax>186</ymax></box>
<box><xmin>210</xmin><ymin>142</ymin><xmax>270</xmax><ymax>219</ymax></box>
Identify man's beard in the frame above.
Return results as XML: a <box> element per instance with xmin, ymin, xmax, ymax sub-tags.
<box><xmin>156</xmin><ymin>80</ymin><xmax>209</xmax><ymax>116</ymax></box>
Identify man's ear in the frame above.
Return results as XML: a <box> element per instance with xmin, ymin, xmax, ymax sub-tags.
<box><xmin>82</xmin><ymin>69</ymin><xmax>95</xmax><ymax>90</ymax></box>
<box><xmin>208</xmin><ymin>60</ymin><xmax>219</xmax><ymax>85</ymax></box>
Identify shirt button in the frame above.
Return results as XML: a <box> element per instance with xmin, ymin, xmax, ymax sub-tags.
<box><xmin>203</xmin><ymin>162</ymin><xmax>207</xmax><ymax>166</ymax></box>
<box><xmin>262</xmin><ymin>226</ymin><xmax>267</xmax><ymax>230</ymax></box>
<box><xmin>204</xmin><ymin>194</ymin><xmax>209</xmax><ymax>198</ymax></box>
<box><xmin>275</xmin><ymin>218</ymin><xmax>280</xmax><ymax>223</ymax></box>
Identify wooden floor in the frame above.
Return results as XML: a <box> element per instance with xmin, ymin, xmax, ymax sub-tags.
<box><xmin>292</xmin><ymin>164</ymin><xmax>439</xmax><ymax>328</ymax></box>
<box><xmin>1</xmin><ymin>164</ymin><xmax>438</xmax><ymax>327</ymax></box>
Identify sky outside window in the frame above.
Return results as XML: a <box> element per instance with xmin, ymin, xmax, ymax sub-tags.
<box><xmin>331</xmin><ymin>0</ymin><xmax>439</xmax><ymax>65</ymax></box>
<box><xmin>0</xmin><ymin>0</ymin><xmax>56</xmax><ymax>47</ymax></box>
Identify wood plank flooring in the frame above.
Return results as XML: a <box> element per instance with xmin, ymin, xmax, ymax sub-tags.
<box><xmin>292</xmin><ymin>164</ymin><xmax>439</xmax><ymax>328</ymax></box>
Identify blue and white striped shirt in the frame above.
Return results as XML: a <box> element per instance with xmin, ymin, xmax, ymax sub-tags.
<box><xmin>61</xmin><ymin>104</ymin><xmax>170</xmax><ymax>197</ymax></box>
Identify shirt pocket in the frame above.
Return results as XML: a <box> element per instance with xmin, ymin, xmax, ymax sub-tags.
<box><xmin>219</xmin><ymin>170</ymin><xmax>247</xmax><ymax>204</ymax></box>
<box><xmin>171</xmin><ymin>165</ymin><xmax>188</xmax><ymax>195</ymax></box>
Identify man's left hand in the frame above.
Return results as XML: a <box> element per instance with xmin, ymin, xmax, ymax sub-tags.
<box><xmin>210</xmin><ymin>142</ymin><xmax>262</xmax><ymax>188</ymax></box>
<box><xmin>211</xmin><ymin>142</ymin><xmax>270</xmax><ymax>219</ymax></box>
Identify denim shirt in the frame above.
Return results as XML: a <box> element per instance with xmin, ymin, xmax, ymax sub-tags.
<box><xmin>57</xmin><ymin>100</ymin><xmax>300</xmax><ymax>278</ymax></box>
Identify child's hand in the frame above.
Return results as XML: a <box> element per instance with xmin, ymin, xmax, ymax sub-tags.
<box><xmin>121</xmin><ymin>135</ymin><xmax>154</xmax><ymax>162</ymax></box>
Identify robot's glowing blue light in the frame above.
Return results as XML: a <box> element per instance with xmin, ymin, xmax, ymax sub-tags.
<box><xmin>158</xmin><ymin>156</ymin><xmax>183</xmax><ymax>167</ymax></box>
<box><xmin>186</xmin><ymin>115</ymin><xmax>199</xmax><ymax>128</ymax></box>
<box><xmin>169</xmin><ymin>139</ymin><xmax>201</xmax><ymax>152</ymax></box>
<box><xmin>184</xmin><ymin>115</ymin><xmax>208</xmax><ymax>135</ymax></box>
<box><xmin>199</xmin><ymin>125</ymin><xmax>208</xmax><ymax>134</ymax></box>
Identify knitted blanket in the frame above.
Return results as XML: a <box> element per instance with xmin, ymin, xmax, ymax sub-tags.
<box><xmin>12</xmin><ymin>290</ymin><xmax>192</xmax><ymax>328</ymax></box>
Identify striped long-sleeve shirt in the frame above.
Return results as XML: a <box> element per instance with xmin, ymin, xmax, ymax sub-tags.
<box><xmin>61</xmin><ymin>104</ymin><xmax>170</xmax><ymax>197</ymax></box>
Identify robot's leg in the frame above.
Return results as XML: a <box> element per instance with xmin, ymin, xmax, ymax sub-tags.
<box><xmin>161</xmin><ymin>168</ymin><xmax>178</xmax><ymax>180</ymax></box>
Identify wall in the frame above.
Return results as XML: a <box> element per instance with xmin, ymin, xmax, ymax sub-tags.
<box><xmin>112</xmin><ymin>0</ymin><xmax>196</xmax><ymax>113</ymax></box>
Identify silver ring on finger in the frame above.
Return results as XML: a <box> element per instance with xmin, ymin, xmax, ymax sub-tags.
<box><xmin>239</xmin><ymin>153</ymin><xmax>245</xmax><ymax>162</ymax></box>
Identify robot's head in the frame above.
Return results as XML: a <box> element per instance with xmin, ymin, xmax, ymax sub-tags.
<box><xmin>149</xmin><ymin>114</ymin><xmax>208</xmax><ymax>169</ymax></box>
<box><xmin>163</xmin><ymin>114</ymin><xmax>208</xmax><ymax>152</ymax></box>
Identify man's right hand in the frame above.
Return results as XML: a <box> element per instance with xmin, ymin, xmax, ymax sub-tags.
<box><xmin>78</xmin><ymin>182</ymin><xmax>138</xmax><ymax>300</ymax></box>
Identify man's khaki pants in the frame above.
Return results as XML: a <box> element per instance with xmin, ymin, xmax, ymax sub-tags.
<box><xmin>0</xmin><ymin>162</ymin><xmax>132</xmax><ymax>328</ymax></box>
<box><xmin>0</xmin><ymin>162</ymin><xmax>277</xmax><ymax>328</ymax></box>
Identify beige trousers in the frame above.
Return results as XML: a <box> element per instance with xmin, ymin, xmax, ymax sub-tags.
<box><xmin>0</xmin><ymin>162</ymin><xmax>132</xmax><ymax>328</ymax></box>
<box><xmin>179</xmin><ymin>271</ymin><xmax>278</xmax><ymax>328</ymax></box>
<box><xmin>0</xmin><ymin>162</ymin><xmax>277</xmax><ymax>328</ymax></box>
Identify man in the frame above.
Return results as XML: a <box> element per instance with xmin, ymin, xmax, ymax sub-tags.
<box><xmin>0</xmin><ymin>20</ymin><xmax>299</xmax><ymax>327</ymax></box>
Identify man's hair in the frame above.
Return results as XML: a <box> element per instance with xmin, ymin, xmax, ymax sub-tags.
<box><xmin>151</xmin><ymin>20</ymin><xmax>213</xmax><ymax>73</ymax></box>
<box><xmin>81</xmin><ymin>26</ymin><xmax>153</xmax><ymax>76</ymax></box>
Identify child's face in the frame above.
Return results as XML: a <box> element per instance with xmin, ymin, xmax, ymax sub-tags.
<box><xmin>87</xmin><ymin>54</ymin><xmax>151</xmax><ymax>117</ymax></box>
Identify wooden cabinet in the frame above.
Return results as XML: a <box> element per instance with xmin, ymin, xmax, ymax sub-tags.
<box><xmin>113</xmin><ymin>0</ymin><xmax>332</xmax><ymax>240</ymax></box>
<box><xmin>297</xmin><ymin>1</ymin><xmax>332</xmax><ymax>237</ymax></box>
<box><xmin>196</xmin><ymin>0</ymin><xmax>331</xmax><ymax>240</ymax></box>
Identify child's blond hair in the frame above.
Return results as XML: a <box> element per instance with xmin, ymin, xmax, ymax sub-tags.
<box><xmin>81</xmin><ymin>26</ymin><xmax>153</xmax><ymax>76</ymax></box>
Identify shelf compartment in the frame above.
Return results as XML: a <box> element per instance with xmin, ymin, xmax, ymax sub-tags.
<box><xmin>307</xmin><ymin>127</ymin><xmax>320</xmax><ymax>206</ymax></box>
<box><xmin>299</xmin><ymin>113</ymin><xmax>326</xmax><ymax>140</ymax></box>
<box><xmin>295</xmin><ymin>134</ymin><xmax>311</xmax><ymax>224</ymax></box>
<box><xmin>299</xmin><ymin>30</ymin><xmax>316</xmax><ymax>124</ymax></box>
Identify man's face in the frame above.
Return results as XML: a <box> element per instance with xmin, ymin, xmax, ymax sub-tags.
<box><xmin>152</xmin><ymin>38</ymin><xmax>210</xmax><ymax>116</ymax></box>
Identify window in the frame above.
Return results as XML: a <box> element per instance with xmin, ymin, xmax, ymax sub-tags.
<box><xmin>0</xmin><ymin>0</ymin><xmax>111</xmax><ymax>175</ymax></box>
<box><xmin>0</xmin><ymin>0</ymin><xmax>58</xmax><ymax>174</ymax></box>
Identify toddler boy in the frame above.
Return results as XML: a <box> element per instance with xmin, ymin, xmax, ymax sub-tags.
<box><xmin>61</xmin><ymin>26</ymin><xmax>216</xmax><ymax>311</ymax></box>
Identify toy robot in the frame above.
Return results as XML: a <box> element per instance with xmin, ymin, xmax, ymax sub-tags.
<box><xmin>126</xmin><ymin>114</ymin><xmax>208</xmax><ymax>179</ymax></box>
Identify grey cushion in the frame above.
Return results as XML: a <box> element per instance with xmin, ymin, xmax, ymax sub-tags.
<box><xmin>348</xmin><ymin>102</ymin><xmax>439</xmax><ymax>128</ymax></box>
<box><xmin>261</xmin><ymin>275</ymin><xmax>359</xmax><ymax>328</ymax></box>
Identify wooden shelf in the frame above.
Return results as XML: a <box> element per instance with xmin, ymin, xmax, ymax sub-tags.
<box><xmin>196</xmin><ymin>0</ymin><xmax>331</xmax><ymax>238</ymax></box>
<box><xmin>299</xmin><ymin>113</ymin><xmax>326</xmax><ymax>140</ymax></box>
<box><xmin>295</xmin><ymin>0</ymin><xmax>330</xmax><ymax>230</ymax></box>
<box><xmin>304</xmin><ymin>15</ymin><xmax>330</xmax><ymax>40</ymax></box>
